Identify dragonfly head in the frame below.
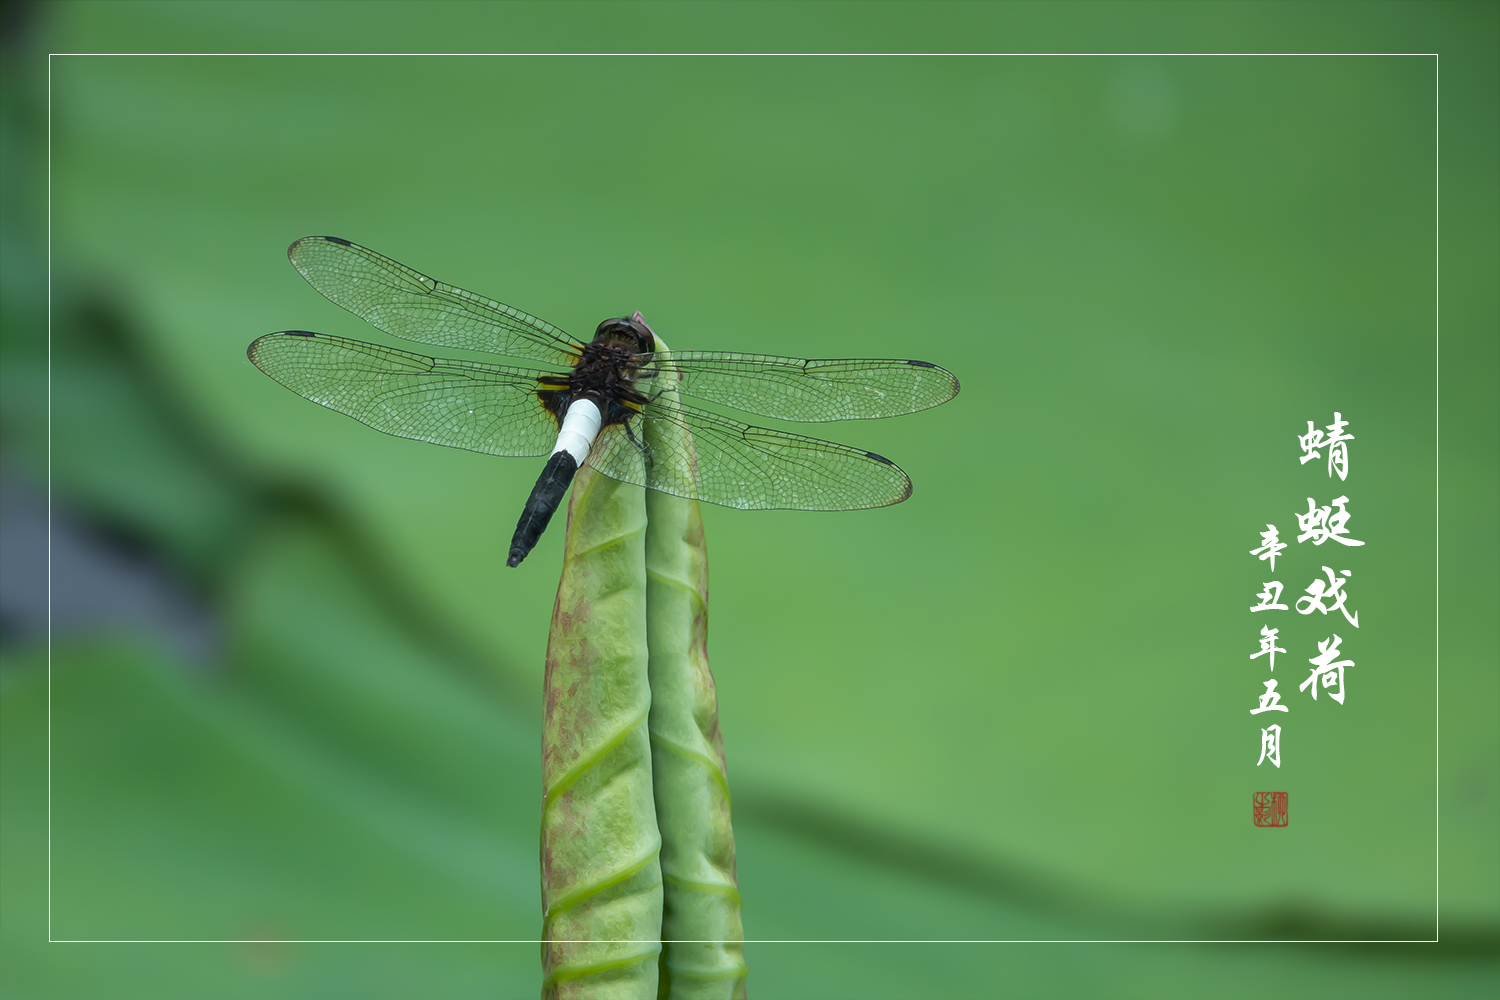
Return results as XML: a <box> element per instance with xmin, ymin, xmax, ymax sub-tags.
<box><xmin>594</xmin><ymin>312</ymin><xmax>656</xmax><ymax>355</ymax></box>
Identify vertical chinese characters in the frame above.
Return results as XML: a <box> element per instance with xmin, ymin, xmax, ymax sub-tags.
<box><xmin>1244</xmin><ymin>411</ymin><xmax>1365</xmax><ymax>776</ymax></box>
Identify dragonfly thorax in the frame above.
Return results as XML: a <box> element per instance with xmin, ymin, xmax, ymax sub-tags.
<box><xmin>538</xmin><ymin>333</ymin><xmax>649</xmax><ymax>429</ymax></box>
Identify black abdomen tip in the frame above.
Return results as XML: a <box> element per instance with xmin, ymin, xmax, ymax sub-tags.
<box><xmin>507</xmin><ymin>450</ymin><xmax>580</xmax><ymax>569</ymax></box>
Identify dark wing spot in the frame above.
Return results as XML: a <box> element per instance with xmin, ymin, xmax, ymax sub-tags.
<box><xmin>324</xmin><ymin>236</ymin><xmax>352</xmax><ymax>246</ymax></box>
<box><xmin>285</xmin><ymin>330</ymin><xmax>318</xmax><ymax>337</ymax></box>
<box><xmin>906</xmin><ymin>359</ymin><xmax>936</xmax><ymax>368</ymax></box>
<box><xmin>866</xmin><ymin>451</ymin><xmax>895</xmax><ymax>466</ymax></box>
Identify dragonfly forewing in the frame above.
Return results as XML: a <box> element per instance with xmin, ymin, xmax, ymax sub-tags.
<box><xmin>289</xmin><ymin>237</ymin><xmax>583</xmax><ymax>368</ymax></box>
<box><xmin>649</xmin><ymin>352</ymin><xmax>959</xmax><ymax>422</ymax></box>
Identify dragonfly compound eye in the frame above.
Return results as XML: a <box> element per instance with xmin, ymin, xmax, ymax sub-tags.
<box><xmin>593</xmin><ymin>316</ymin><xmax>653</xmax><ymax>354</ymax></box>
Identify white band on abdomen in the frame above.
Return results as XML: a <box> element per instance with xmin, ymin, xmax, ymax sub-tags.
<box><xmin>551</xmin><ymin>397</ymin><xmax>603</xmax><ymax>466</ymax></box>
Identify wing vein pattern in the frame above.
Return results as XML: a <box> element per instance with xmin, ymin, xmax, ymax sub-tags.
<box><xmin>288</xmin><ymin>236</ymin><xmax>583</xmax><ymax>367</ymax></box>
<box><xmin>588</xmin><ymin>394</ymin><xmax>911</xmax><ymax>511</ymax></box>
<box><xmin>247</xmin><ymin>332</ymin><xmax>560</xmax><ymax>458</ymax></box>
<box><xmin>645</xmin><ymin>351</ymin><xmax>959</xmax><ymax>422</ymax></box>
<box><xmin>249</xmin><ymin>332</ymin><xmax>913</xmax><ymax>511</ymax></box>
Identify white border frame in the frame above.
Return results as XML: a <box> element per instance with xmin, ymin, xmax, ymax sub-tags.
<box><xmin>45</xmin><ymin>50</ymin><xmax>1442</xmax><ymax>947</ymax></box>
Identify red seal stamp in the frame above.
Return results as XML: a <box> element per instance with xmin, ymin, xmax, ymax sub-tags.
<box><xmin>1253</xmin><ymin>791</ymin><xmax>1288</xmax><ymax>827</ymax></box>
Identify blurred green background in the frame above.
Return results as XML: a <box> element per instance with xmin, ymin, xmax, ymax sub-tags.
<box><xmin>2</xmin><ymin>2</ymin><xmax>1496</xmax><ymax>997</ymax></box>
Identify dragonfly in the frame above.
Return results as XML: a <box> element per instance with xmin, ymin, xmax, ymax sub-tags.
<box><xmin>248</xmin><ymin>237</ymin><xmax>961</xmax><ymax>567</ymax></box>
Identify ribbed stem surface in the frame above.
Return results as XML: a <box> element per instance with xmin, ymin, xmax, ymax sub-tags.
<box><xmin>541</xmin><ymin>467</ymin><xmax>662</xmax><ymax>1000</ymax></box>
<box><xmin>644</xmin><ymin>337</ymin><xmax>748</xmax><ymax>999</ymax></box>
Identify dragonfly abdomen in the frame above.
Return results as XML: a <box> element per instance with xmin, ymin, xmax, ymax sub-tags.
<box><xmin>552</xmin><ymin>398</ymin><xmax>603</xmax><ymax>465</ymax></box>
<box><xmin>508</xmin><ymin>399</ymin><xmax>605</xmax><ymax>567</ymax></box>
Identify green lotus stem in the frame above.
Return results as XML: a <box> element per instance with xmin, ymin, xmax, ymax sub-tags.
<box><xmin>540</xmin><ymin>467</ymin><xmax>663</xmax><ymax>999</ymax></box>
<box><xmin>644</xmin><ymin>338</ymin><xmax>748</xmax><ymax>999</ymax></box>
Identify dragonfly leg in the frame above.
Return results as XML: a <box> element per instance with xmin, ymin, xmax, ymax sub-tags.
<box><xmin>623</xmin><ymin>420</ymin><xmax>653</xmax><ymax>472</ymax></box>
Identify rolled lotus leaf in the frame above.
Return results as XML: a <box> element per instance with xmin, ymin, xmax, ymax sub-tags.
<box><xmin>644</xmin><ymin>339</ymin><xmax>749</xmax><ymax>999</ymax></box>
<box><xmin>541</xmin><ymin>466</ymin><xmax>663</xmax><ymax>999</ymax></box>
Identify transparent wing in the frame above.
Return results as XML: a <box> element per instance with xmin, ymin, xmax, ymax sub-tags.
<box><xmin>644</xmin><ymin>351</ymin><xmax>960</xmax><ymax>421</ymax></box>
<box><xmin>586</xmin><ymin>396</ymin><xmax>912</xmax><ymax>511</ymax></box>
<box><xmin>288</xmin><ymin>236</ymin><xmax>583</xmax><ymax>367</ymax></box>
<box><xmin>247</xmin><ymin>331</ymin><xmax>561</xmax><ymax>457</ymax></box>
